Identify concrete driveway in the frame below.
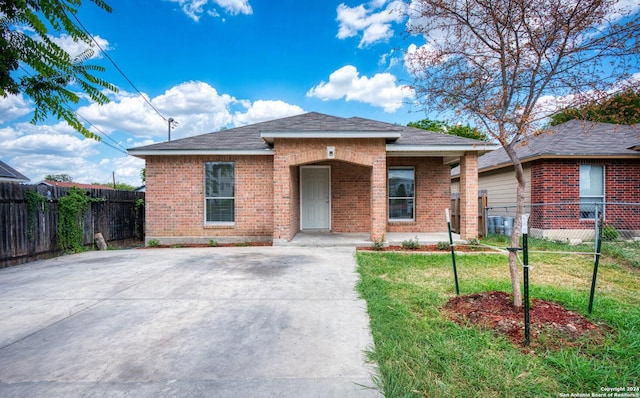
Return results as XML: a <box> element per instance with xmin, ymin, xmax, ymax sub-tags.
<box><xmin>0</xmin><ymin>247</ymin><xmax>381</xmax><ymax>397</ymax></box>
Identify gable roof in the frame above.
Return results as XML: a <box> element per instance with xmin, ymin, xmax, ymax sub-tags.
<box><xmin>0</xmin><ymin>160</ymin><xmax>30</xmax><ymax>183</ymax></box>
<box><xmin>452</xmin><ymin>120</ymin><xmax>640</xmax><ymax>177</ymax></box>
<box><xmin>128</xmin><ymin>112</ymin><xmax>497</xmax><ymax>158</ymax></box>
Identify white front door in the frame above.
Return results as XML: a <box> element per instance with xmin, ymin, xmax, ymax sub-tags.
<box><xmin>300</xmin><ymin>166</ymin><xmax>330</xmax><ymax>230</ymax></box>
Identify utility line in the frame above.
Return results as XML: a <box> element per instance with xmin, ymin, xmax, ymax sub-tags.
<box><xmin>18</xmin><ymin>66</ymin><xmax>129</xmax><ymax>155</ymax></box>
<box><xmin>69</xmin><ymin>12</ymin><xmax>170</xmax><ymax>124</ymax></box>
<box><xmin>66</xmin><ymin>106</ymin><xmax>129</xmax><ymax>154</ymax></box>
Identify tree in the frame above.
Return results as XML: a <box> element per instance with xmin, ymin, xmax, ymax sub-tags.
<box><xmin>45</xmin><ymin>173</ymin><xmax>73</xmax><ymax>182</ymax></box>
<box><xmin>92</xmin><ymin>181</ymin><xmax>136</xmax><ymax>191</ymax></box>
<box><xmin>406</xmin><ymin>0</ymin><xmax>640</xmax><ymax>307</ymax></box>
<box><xmin>1</xmin><ymin>0</ymin><xmax>116</xmax><ymax>140</ymax></box>
<box><xmin>408</xmin><ymin>118</ymin><xmax>489</xmax><ymax>141</ymax></box>
<box><xmin>550</xmin><ymin>89</ymin><xmax>640</xmax><ymax>126</ymax></box>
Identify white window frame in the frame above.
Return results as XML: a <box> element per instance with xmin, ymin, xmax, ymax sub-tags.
<box><xmin>579</xmin><ymin>164</ymin><xmax>605</xmax><ymax>220</ymax></box>
<box><xmin>204</xmin><ymin>162</ymin><xmax>235</xmax><ymax>225</ymax></box>
<box><xmin>388</xmin><ymin>167</ymin><xmax>415</xmax><ymax>222</ymax></box>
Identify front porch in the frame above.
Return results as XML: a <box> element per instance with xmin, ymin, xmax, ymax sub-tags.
<box><xmin>277</xmin><ymin>231</ymin><xmax>464</xmax><ymax>247</ymax></box>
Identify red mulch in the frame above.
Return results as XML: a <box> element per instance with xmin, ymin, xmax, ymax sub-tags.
<box><xmin>358</xmin><ymin>245</ymin><xmax>496</xmax><ymax>252</ymax></box>
<box><xmin>443</xmin><ymin>291</ymin><xmax>610</xmax><ymax>352</ymax></box>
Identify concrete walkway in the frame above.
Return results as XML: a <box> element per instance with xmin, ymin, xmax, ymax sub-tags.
<box><xmin>282</xmin><ymin>231</ymin><xmax>463</xmax><ymax>247</ymax></box>
<box><xmin>0</xmin><ymin>247</ymin><xmax>381</xmax><ymax>397</ymax></box>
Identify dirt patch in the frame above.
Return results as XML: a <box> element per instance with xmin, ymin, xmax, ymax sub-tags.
<box><xmin>358</xmin><ymin>244</ymin><xmax>496</xmax><ymax>252</ymax></box>
<box><xmin>443</xmin><ymin>291</ymin><xmax>610</xmax><ymax>352</ymax></box>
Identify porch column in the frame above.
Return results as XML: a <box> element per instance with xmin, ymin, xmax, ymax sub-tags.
<box><xmin>370</xmin><ymin>155</ymin><xmax>387</xmax><ymax>242</ymax></box>
<box><xmin>459</xmin><ymin>151</ymin><xmax>478</xmax><ymax>240</ymax></box>
<box><xmin>273</xmin><ymin>155</ymin><xmax>292</xmax><ymax>243</ymax></box>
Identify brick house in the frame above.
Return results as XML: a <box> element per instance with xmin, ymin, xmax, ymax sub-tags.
<box><xmin>129</xmin><ymin>112</ymin><xmax>497</xmax><ymax>245</ymax></box>
<box><xmin>451</xmin><ymin>120</ymin><xmax>640</xmax><ymax>239</ymax></box>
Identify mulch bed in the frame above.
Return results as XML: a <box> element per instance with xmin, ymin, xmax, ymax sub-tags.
<box><xmin>443</xmin><ymin>291</ymin><xmax>610</xmax><ymax>352</ymax></box>
<box><xmin>358</xmin><ymin>245</ymin><xmax>496</xmax><ymax>252</ymax></box>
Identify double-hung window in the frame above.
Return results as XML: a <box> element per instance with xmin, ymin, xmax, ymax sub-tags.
<box><xmin>579</xmin><ymin>164</ymin><xmax>604</xmax><ymax>219</ymax></box>
<box><xmin>205</xmin><ymin>162</ymin><xmax>235</xmax><ymax>223</ymax></box>
<box><xmin>388</xmin><ymin>167</ymin><xmax>415</xmax><ymax>221</ymax></box>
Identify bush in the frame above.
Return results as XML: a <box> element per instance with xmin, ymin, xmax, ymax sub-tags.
<box><xmin>373</xmin><ymin>236</ymin><xmax>385</xmax><ymax>251</ymax></box>
<box><xmin>208</xmin><ymin>239</ymin><xmax>218</xmax><ymax>247</ymax></box>
<box><xmin>402</xmin><ymin>236</ymin><xmax>420</xmax><ymax>250</ymax></box>
<box><xmin>602</xmin><ymin>225</ymin><xmax>619</xmax><ymax>242</ymax></box>
<box><xmin>437</xmin><ymin>241</ymin><xmax>449</xmax><ymax>250</ymax></box>
<box><xmin>147</xmin><ymin>239</ymin><xmax>160</xmax><ymax>247</ymax></box>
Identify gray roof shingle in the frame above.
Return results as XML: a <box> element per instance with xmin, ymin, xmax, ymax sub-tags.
<box><xmin>129</xmin><ymin>112</ymin><xmax>488</xmax><ymax>153</ymax></box>
<box><xmin>452</xmin><ymin>120</ymin><xmax>640</xmax><ymax>176</ymax></box>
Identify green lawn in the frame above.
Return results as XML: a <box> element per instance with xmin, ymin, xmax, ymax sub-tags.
<box><xmin>356</xmin><ymin>245</ymin><xmax>640</xmax><ymax>397</ymax></box>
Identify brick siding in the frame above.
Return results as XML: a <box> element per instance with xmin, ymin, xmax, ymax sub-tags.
<box><xmin>530</xmin><ymin>159</ymin><xmax>640</xmax><ymax>230</ymax></box>
<box><xmin>145</xmin><ymin>155</ymin><xmax>273</xmax><ymax>241</ymax></box>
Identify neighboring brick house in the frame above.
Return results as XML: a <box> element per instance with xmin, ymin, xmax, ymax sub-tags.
<box><xmin>129</xmin><ymin>112</ymin><xmax>497</xmax><ymax>245</ymax></box>
<box><xmin>451</xmin><ymin>120</ymin><xmax>640</xmax><ymax>239</ymax></box>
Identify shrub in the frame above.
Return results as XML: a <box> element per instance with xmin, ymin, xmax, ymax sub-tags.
<box><xmin>468</xmin><ymin>238</ymin><xmax>480</xmax><ymax>246</ymax></box>
<box><xmin>208</xmin><ymin>239</ymin><xmax>218</xmax><ymax>247</ymax></box>
<box><xmin>402</xmin><ymin>236</ymin><xmax>420</xmax><ymax>250</ymax></box>
<box><xmin>373</xmin><ymin>235</ymin><xmax>385</xmax><ymax>251</ymax></box>
<box><xmin>602</xmin><ymin>225</ymin><xmax>619</xmax><ymax>241</ymax></box>
<box><xmin>437</xmin><ymin>241</ymin><xmax>449</xmax><ymax>250</ymax></box>
<box><xmin>147</xmin><ymin>239</ymin><xmax>160</xmax><ymax>247</ymax></box>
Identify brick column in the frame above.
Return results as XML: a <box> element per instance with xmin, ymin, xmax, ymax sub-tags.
<box><xmin>459</xmin><ymin>152</ymin><xmax>478</xmax><ymax>240</ymax></box>
<box><xmin>370</xmin><ymin>155</ymin><xmax>387</xmax><ymax>242</ymax></box>
<box><xmin>272</xmin><ymin>152</ymin><xmax>292</xmax><ymax>243</ymax></box>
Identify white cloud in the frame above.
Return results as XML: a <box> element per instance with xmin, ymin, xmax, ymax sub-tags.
<box><xmin>215</xmin><ymin>0</ymin><xmax>253</xmax><ymax>15</ymax></box>
<box><xmin>307</xmin><ymin>65</ymin><xmax>414</xmax><ymax>112</ymax></box>
<box><xmin>49</xmin><ymin>33</ymin><xmax>110</xmax><ymax>60</ymax></box>
<box><xmin>0</xmin><ymin>93</ymin><xmax>32</xmax><ymax>124</ymax></box>
<box><xmin>9</xmin><ymin>154</ymin><xmax>106</xmax><ymax>184</ymax></box>
<box><xmin>76</xmin><ymin>81</ymin><xmax>238</xmax><ymax>140</ymax></box>
<box><xmin>167</xmin><ymin>0</ymin><xmax>252</xmax><ymax>21</ymax></box>
<box><xmin>0</xmin><ymin>123</ymin><xmax>99</xmax><ymax>158</ymax></box>
<box><xmin>233</xmin><ymin>100</ymin><xmax>304</xmax><ymax>126</ymax></box>
<box><xmin>336</xmin><ymin>0</ymin><xmax>405</xmax><ymax>48</ymax></box>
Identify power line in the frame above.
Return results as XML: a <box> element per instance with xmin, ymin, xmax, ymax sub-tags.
<box><xmin>18</xmin><ymin>66</ymin><xmax>129</xmax><ymax>155</ymax></box>
<box><xmin>69</xmin><ymin>12</ymin><xmax>170</xmax><ymax>124</ymax></box>
<box><xmin>67</xmin><ymin>106</ymin><xmax>129</xmax><ymax>155</ymax></box>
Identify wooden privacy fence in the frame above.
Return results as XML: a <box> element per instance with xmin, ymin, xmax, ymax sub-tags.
<box><xmin>450</xmin><ymin>190</ymin><xmax>488</xmax><ymax>237</ymax></box>
<box><xmin>0</xmin><ymin>183</ymin><xmax>144</xmax><ymax>267</ymax></box>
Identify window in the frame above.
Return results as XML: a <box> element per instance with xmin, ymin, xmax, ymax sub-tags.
<box><xmin>579</xmin><ymin>165</ymin><xmax>604</xmax><ymax>219</ymax></box>
<box><xmin>205</xmin><ymin>162</ymin><xmax>234</xmax><ymax>223</ymax></box>
<box><xmin>388</xmin><ymin>168</ymin><xmax>415</xmax><ymax>221</ymax></box>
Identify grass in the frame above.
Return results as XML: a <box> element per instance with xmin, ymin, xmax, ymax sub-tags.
<box><xmin>356</xmin><ymin>242</ymin><xmax>640</xmax><ymax>397</ymax></box>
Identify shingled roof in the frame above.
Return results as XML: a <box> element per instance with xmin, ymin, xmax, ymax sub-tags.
<box><xmin>0</xmin><ymin>160</ymin><xmax>30</xmax><ymax>183</ymax></box>
<box><xmin>128</xmin><ymin>112</ymin><xmax>496</xmax><ymax>157</ymax></box>
<box><xmin>452</xmin><ymin>120</ymin><xmax>640</xmax><ymax>177</ymax></box>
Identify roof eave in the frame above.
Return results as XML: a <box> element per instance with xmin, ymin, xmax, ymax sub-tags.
<box><xmin>387</xmin><ymin>143</ymin><xmax>500</xmax><ymax>156</ymax></box>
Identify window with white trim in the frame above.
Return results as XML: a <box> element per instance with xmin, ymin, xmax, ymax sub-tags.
<box><xmin>205</xmin><ymin>162</ymin><xmax>234</xmax><ymax>223</ymax></box>
<box><xmin>388</xmin><ymin>167</ymin><xmax>415</xmax><ymax>221</ymax></box>
<box><xmin>579</xmin><ymin>164</ymin><xmax>604</xmax><ymax>219</ymax></box>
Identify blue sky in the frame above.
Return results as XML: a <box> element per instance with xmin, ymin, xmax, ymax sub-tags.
<box><xmin>1</xmin><ymin>0</ymin><xmax>425</xmax><ymax>186</ymax></box>
<box><xmin>1</xmin><ymin>0</ymin><xmax>637</xmax><ymax>187</ymax></box>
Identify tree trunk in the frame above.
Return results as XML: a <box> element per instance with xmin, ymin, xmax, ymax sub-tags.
<box><xmin>504</xmin><ymin>144</ymin><xmax>525</xmax><ymax>308</ymax></box>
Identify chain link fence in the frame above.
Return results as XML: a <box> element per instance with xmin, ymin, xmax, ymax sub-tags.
<box><xmin>485</xmin><ymin>202</ymin><xmax>640</xmax><ymax>245</ymax></box>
